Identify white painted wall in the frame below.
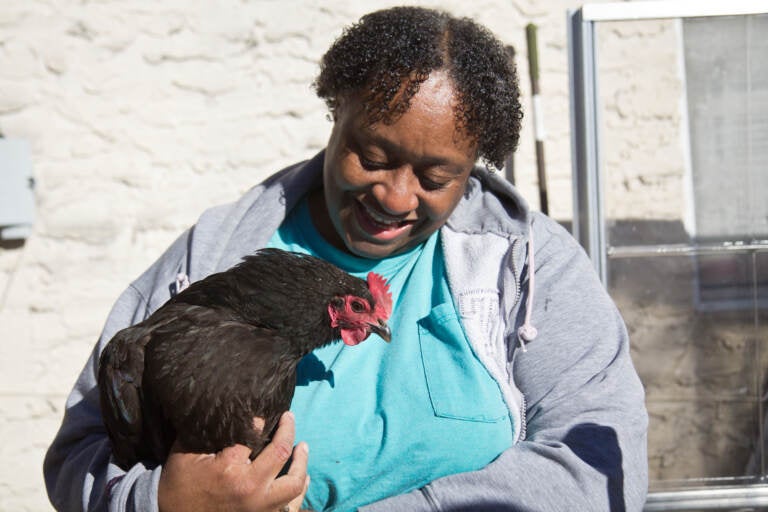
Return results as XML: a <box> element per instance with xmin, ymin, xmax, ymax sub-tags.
<box><xmin>0</xmin><ymin>1</ymin><xmax>668</xmax><ymax>509</ymax></box>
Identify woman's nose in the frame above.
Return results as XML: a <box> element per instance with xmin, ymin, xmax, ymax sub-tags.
<box><xmin>371</xmin><ymin>167</ymin><xmax>419</xmax><ymax>215</ymax></box>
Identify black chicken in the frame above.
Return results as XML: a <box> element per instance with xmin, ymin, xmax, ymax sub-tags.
<box><xmin>98</xmin><ymin>248</ymin><xmax>392</xmax><ymax>470</ymax></box>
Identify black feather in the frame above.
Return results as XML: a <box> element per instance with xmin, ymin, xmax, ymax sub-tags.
<box><xmin>98</xmin><ymin>249</ymin><xmax>376</xmax><ymax>469</ymax></box>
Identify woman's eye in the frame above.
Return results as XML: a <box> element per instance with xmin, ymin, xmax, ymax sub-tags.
<box><xmin>359</xmin><ymin>156</ymin><xmax>387</xmax><ymax>171</ymax></box>
<box><xmin>421</xmin><ymin>176</ymin><xmax>450</xmax><ymax>191</ymax></box>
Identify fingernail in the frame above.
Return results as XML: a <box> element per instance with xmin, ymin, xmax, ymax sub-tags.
<box><xmin>299</xmin><ymin>441</ymin><xmax>309</xmax><ymax>454</ymax></box>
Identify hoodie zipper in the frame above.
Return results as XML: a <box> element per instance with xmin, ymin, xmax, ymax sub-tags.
<box><xmin>506</xmin><ymin>236</ymin><xmax>530</xmax><ymax>442</ymax></box>
<box><xmin>509</xmin><ymin>237</ymin><xmax>523</xmax><ymax>318</ymax></box>
<box><xmin>518</xmin><ymin>390</ymin><xmax>528</xmax><ymax>441</ymax></box>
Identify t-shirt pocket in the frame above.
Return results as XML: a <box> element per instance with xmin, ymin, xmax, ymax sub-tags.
<box><xmin>417</xmin><ymin>303</ymin><xmax>509</xmax><ymax>423</ymax></box>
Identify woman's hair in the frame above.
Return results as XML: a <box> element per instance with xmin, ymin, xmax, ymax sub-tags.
<box><xmin>314</xmin><ymin>6</ymin><xmax>523</xmax><ymax>169</ymax></box>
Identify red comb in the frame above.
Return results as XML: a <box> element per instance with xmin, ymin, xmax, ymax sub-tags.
<box><xmin>367</xmin><ymin>272</ymin><xmax>393</xmax><ymax>319</ymax></box>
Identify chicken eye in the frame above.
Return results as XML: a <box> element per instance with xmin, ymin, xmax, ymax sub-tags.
<box><xmin>350</xmin><ymin>299</ymin><xmax>367</xmax><ymax>313</ymax></box>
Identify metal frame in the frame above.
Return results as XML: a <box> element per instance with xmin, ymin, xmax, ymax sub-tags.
<box><xmin>644</xmin><ymin>483</ymin><xmax>768</xmax><ymax>511</ymax></box>
<box><xmin>567</xmin><ymin>2</ymin><xmax>768</xmax><ymax>509</ymax></box>
<box><xmin>567</xmin><ymin>0</ymin><xmax>768</xmax><ymax>284</ymax></box>
<box><xmin>567</xmin><ymin>5</ymin><xmax>605</xmax><ymax>281</ymax></box>
<box><xmin>581</xmin><ymin>0</ymin><xmax>768</xmax><ymax>22</ymax></box>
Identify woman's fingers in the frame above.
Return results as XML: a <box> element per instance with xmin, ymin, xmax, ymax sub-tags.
<box><xmin>251</xmin><ymin>412</ymin><xmax>297</xmax><ymax>480</ymax></box>
<box><xmin>284</xmin><ymin>472</ymin><xmax>310</xmax><ymax>512</ymax></box>
<box><xmin>217</xmin><ymin>442</ymin><xmax>255</xmax><ymax>464</ymax></box>
<box><xmin>158</xmin><ymin>411</ymin><xmax>309</xmax><ymax>512</ymax></box>
<box><xmin>243</xmin><ymin>412</ymin><xmax>309</xmax><ymax>509</ymax></box>
<box><xmin>270</xmin><ymin>442</ymin><xmax>309</xmax><ymax>498</ymax></box>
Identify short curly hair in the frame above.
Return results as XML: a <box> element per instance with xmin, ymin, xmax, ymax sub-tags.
<box><xmin>314</xmin><ymin>6</ymin><xmax>523</xmax><ymax>169</ymax></box>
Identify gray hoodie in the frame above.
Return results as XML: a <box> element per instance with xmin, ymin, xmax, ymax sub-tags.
<box><xmin>44</xmin><ymin>151</ymin><xmax>648</xmax><ymax>511</ymax></box>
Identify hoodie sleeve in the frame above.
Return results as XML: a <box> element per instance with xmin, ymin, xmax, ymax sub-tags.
<box><xmin>42</xmin><ymin>161</ymin><xmax>308</xmax><ymax>512</ymax></box>
<box><xmin>360</xmin><ymin>215</ymin><xmax>649</xmax><ymax>511</ymax></box>
<box><xmin>43</xmin><ymin>230</ymin><xmax>191</xmax><ymax>512</ymax></box>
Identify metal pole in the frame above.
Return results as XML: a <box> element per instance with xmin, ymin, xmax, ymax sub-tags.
<box><xmin>526</xmin><ymin>23</ymin><xmax>549</xmax><ymax>215</ymax></box>
<box><xmin>504</xmin><ymin>44</ymin><xmax>517</xmax><ymax>185</ymax></box>
<box><xmin>567</xmin><ymin>8</ymin><xmax>606</xmax><ymax>281</ymax></box>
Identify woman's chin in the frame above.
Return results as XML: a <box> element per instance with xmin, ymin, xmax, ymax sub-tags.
<box><xmin>343</xmin><ymin>239</ymin><xmax>403</xmax><ymax>260</ymax></box>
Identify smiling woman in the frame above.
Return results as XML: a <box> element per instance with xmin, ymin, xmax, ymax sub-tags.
<box><xmin>44</xmin><ymin>6</ymin><xmax>648</xmax><ymax>512</ymax></box>
<box><xmin>310</xmin><ymin>71</ymin><xmax>477</xmax><ymax>259</ymax></box>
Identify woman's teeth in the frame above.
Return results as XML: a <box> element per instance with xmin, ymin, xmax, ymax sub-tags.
<box><xmin>363</xmin><ymin>205</ymin><xmax>405</xmax><ymax>228</ymax></box>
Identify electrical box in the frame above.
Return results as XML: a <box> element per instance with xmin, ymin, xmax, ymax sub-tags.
<box><xmin>0</xmin><ymin>138</ymin><xmax>35</xmax><ymax>240</ymax></box>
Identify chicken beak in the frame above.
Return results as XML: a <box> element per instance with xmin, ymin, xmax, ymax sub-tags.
<box><xmin>369</xmin><ymin>319</ymin><xmax>392</xmax><ymax>342</ymax></box>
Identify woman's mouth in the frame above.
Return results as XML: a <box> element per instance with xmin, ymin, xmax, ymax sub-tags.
<box><xmin>353</xmin><ymin>201</ymin><xmax>414</xmax><ymax>241</ymax></box>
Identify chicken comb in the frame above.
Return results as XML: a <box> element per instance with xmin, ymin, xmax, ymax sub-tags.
<box><xmin>367</xmin><ymin>272</ymin><xmax>393</xmax><ymax>318</ymax></box>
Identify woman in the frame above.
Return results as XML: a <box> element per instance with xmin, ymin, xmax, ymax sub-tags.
<box><xmin>44</xmin><ymin>7</ymin><xmax>648</xmax><ymax>512</ymax></box>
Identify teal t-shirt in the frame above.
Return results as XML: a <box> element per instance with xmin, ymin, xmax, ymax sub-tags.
<box><xmin>268</xmin><ymin>198</ymin><xmax>513</xmax><ymax>512</ymax></box>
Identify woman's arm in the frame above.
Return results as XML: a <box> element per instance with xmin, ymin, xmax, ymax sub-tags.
<box><xmin>43</xmin><ymin>229</ymin><xmax>309</xmax><ymax>512</ymax></box>
<box><xmin>43</xmin><ymin>285</ymin><xmax>163</xmax><ymax>511</ymax></box>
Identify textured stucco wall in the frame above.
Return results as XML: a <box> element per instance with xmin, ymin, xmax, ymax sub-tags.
<box><xmin>597</xmin><ymin>19</ymin><xmax>687</xmax><ymax>222</ymax></box>
<box><xmin>0</xmin><ymin>1</ymin><xmax>664</xmax><ymax>509</ymax></box>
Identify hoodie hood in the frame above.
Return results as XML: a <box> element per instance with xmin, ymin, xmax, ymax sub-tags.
<box><xmin>447</xmin><ymin>164</ymin><xmax>532</xmax><ymax>240</ymax></box>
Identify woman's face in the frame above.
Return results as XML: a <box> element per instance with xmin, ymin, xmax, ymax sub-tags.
<box><xmin>311</xmin><ymin>71</ymin><xmax>478</xmax><ymax>259</ymax></box>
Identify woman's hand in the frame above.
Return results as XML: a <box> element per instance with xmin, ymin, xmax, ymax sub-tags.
<box><xmin>158</xmin><ymin>411</ymin><xmax>310</xmax><ymax>512</ymax></box>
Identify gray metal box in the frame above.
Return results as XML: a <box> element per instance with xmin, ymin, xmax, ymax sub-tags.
<box><xmin>0</xmin><ymin>138</ymin><xmax>35</xmax><ymax>240</ymax></box>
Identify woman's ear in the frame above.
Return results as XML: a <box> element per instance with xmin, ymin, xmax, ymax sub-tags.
<box><xmin>331</xmin><ymin>93</ymin><xmax>356</xmax><ymax>122</ymax></box>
